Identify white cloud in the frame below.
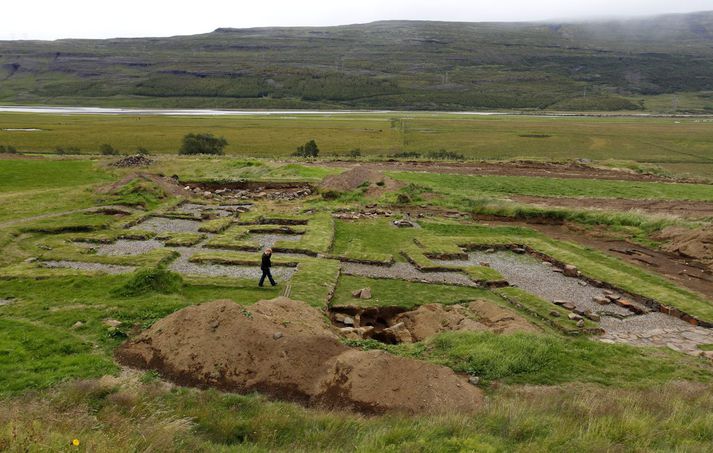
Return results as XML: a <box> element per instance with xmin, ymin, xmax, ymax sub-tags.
<box><xmin>2</xmin><ymin>0</ymin><xmax>712</xmax><ymax>40</ymax></box>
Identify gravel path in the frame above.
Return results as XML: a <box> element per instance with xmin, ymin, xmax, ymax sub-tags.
<box><xmin>434</xmin><ymin>252</ymin><xmax>635</xmax><ymax>317</ymax></box>
<box><xmin>251</xmin><ymin>233</ymin><xmax>301</xmax><ymax>249</ymax></box>
<box><xmin>169</xmin><ymin>246</ymin><xmax>295</xmax><ymax>280</ymax></box>
<box><xmin>435</xmin><ymin>251</ymin><xmax>713</xmax><ymax>355</ymax></box>
<box><xmin>94</xmin><ymin>239</ymin><xmax>164</xmax><ymax>256</ymax></box>
<box><xmin>130</xmin><ymin>217</ymin><xmax>202</xmax><ymax>233</ymax></box>
<box><xmin>41</xmin><ymin>260</ymin><xmax>136</xmax><ymax>274</ymax></box>
<box><xmin>341</xmin><ymin>262</ymin><xmax>476</xmax><ymax>286</ymax></box>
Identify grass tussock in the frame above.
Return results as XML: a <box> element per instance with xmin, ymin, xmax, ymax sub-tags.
<box><xmin>113</xmin><ymin>267</ymin><xmax>184</xmax><ymax>297</ymax></box>
<box><xmin>2</xmin><ymin>375</ymin><xmax>713</xmax><ymax>452</ymax></box>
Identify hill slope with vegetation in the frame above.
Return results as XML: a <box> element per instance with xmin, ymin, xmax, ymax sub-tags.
<box><xmin>2</xmin><ymin>12</ymin><xmax>713</xmax><ymax>111</ymax></box>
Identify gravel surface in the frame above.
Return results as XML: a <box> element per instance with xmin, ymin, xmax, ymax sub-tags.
<box><xmin>341</xmin><ymin>262</ymin><xmax>476</xmax><ymax>286</ymax></box>
<box><xmin>251</xmin><ymin>233</ymin><xmax>301</xmax><ymax>249</ymax></box>
<box><xmin>434</xmin><ymin>251</ymin><xmax>635</xmax><ymax>317</ymax></box>
<box><xmin>435</xmin><ymin>251</ymin><xmax>713</xmax><ymax>355</ymax></box>
<box><xmin>95</xmin><ymin>239</ymin><xmax>164</xmax><ymax>256</ymax></box>
<box><xmin>168</xmin><ymin>246</ymin><xmax>295</xmax><ymax>280</ymax></box>
<box><xmin>130</xmin><ymin>217</ymin><xmax>203</xmax><ymax>233</ymax></box>
<box><xmin>600</xmin><ymin>313</ymin><xmax>713</xmax><ymax>354</ymax></box>
<box><xmin>42</xmin><ymin>261</ymin><xmax>135</xmax><ymax>274</ymax></box>
<box><xmin>174</xmin><ymin>203</ymin><xmax>248</xmax><ymax>218</ymax></box>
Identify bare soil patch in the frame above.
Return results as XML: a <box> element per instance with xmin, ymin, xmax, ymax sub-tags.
<box><xmin>116</xmin><ymin>298</ymin><xmax>482</xmax><ymax>414</ymax></box>
<box><xmin>655</xmin><ymin>227</ymin><xmax>713</xmax><ymax>268</ymax></box>
<box><xmin>512</xmin><ymin>195</ymin><xmax>713</xmax><ymax>220</ymax></box>
<box><xmin>311</xmin><ymin>161</ymin><xmax>700</xmax><ymax>183</ymax></box>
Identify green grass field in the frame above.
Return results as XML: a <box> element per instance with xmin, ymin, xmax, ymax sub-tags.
<box><xmin>2</xmin><ymin>153</ymin><xmax>713</xmax><ymax>451</ymax></box>
<box><xmin>3</xmin><ymin>112</ymin><xmax>713</xmax><ymax>165</ymax></box>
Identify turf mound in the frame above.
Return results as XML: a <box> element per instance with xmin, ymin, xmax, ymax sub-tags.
<box><xmin>116</xmin><ymin>297</ymin><xmax>482</xmax><ymax>414</ymax></box>
<box><xmin>320</xmin><ymin>166</ymin><xmax>404</xmax><ymax>196</ymax></box>
<box><xmin>95</xmin><ymin>172</ymin><xmax>190</xmax><ymax>197</ymax></box>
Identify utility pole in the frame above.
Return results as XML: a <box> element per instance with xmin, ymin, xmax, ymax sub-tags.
<box><xmin>672</xmin><ymin>95</ymin><xmax>679</xmax><ymax>112</ymax></box>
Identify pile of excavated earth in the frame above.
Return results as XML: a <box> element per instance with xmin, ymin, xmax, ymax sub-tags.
<box><xmin>331</xmin><ymin>300</ymin><xmax>540</xmax><ymax>344</ymax></box>
<box><xmin>116</xmin><ymin>297</ymin><xmax>484</xmax><ymax>414</ymax></box>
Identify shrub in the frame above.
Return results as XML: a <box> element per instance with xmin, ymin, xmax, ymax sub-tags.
<box><xmin>112</xmin><ymin>267</ymin><xmax>183</xmax><ymax>297</ymax></box>
<box><xmin>347</xmin><ymin>148</ymin><xmax>362</xmax><ymax>158</ymax></box>
<box><xmin>293</xmin><ymin>139</ymin><xmax>319</xmax><ymax>158</ymax></box>
<box><xmin>179</xmin><ymin>133</ymin><xmax>228</xmax><ymax>155</ymax></box>
<box><xmin>427</xmin><ymin>149</ymin><xmax>464</xmax><ymax>160</ymax></box>
<box><xmin>100</xmin><ymin>144</ymin><xmax>119</xmax><ymax>155</ymax></box>
<box><xmin>136</xmin><ymin>147</ymin><xmax>150</xmax><ymax>155</ymax></box>
<box><xmin>0</xmin><ymin>145</ymin><xmax>17</xmax><ymax>154</ymax></box>
<box><xmin>388</xmin><ymin>151</ymin><xmax>421</xmax><ymax>159</ymax></box>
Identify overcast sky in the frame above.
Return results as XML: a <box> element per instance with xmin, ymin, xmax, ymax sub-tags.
<box><xmin>2</xmin><ymin>0</ymin><xmax>713</xmax><ymax>40</ymax></box>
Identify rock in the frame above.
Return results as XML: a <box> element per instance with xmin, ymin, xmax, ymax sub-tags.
<box><xmin>542</xmin><ymin>261</ymin><xmax>553</xmax><ymax>267</ymax></box>
<box><xmin>563</xmin><ymin>265</ymin><xmax>578</xmax><ymax>277</ymax></box>
<box><xmin>103</xmin><ymin>319</ymin><xmax>122</xmax><ymax>328</ymax></box>
<box><xmin>607</xmin><ymin>293</ymin><xmax>622</xmax><ymax>301</ymax></box>
<box><xmin>338</xmin><ymin>327</ymin><xmax>360</xmax><ymax>340</ymax></box>
<box><xmin>272</xmin><ymin>332</ymin><xmax>284</xmax><ymax>340</ymax></box>
<box><xmin>578</xmin><ymin>280</ymin><xmax>588</xmax><ymax>286</ymax></box>
<box><xmin>568</xmin><ymin>313</ymin><xmax>583</xmax><ymax>321</ymax></box>
<box><xmin>615</xmin><ymin>299</ymin><xmax>645</xmax><ymax>315</ymax></box>
<box><xmin>512</xmin><ymin>247</ymin><xmax>526</xmax><ymax>254</ymax></box>
<box><xmin>393</xmin><ymin>219</ymin><xmax>414</xmax><ymax>228</ymax></box>
<box><xmin>360</xmin><ymin>288</ymin><xmax>372</xmax><ymax>299</ymax></box>
<box><xmin>485</xmin><ymin>248</ymin><xmax>496</xmax><ymax>254</ymax></box>
<box><xmin>562</xmin><ymin>302</ymin><xmax>576</xmax><ymax>311</ymax></box>
<box><xmin>549</xmin><ymin>310</ymin><xmax>561</xmax><ymax>318</ymax></box>
<box><xmin>24</xmin><ymin>257</ymin><xmax>37</xmax><ymax>263</ymax></box>
<box><xmin>382</xmin><ymin>322</ymin><xmax>413</xmax><ymax>343</ymax></box>
<box><xmin>583</xmin><ymin>310</ymin><xmax>601</xmax><ymax>322</ymax></box>
<box><xmin>593</xmin><ymin>296</ymin><xmax>611</xmax><ymax>305</ymax></box>
<box><xmin>468</xmin><ymin>376</ymin><xmax>480</xmax><ymax>386</ymax></box>
<box><xmin>552</xmin><ymin>300</ymin><xmax>569</xmax><ymax>306</ymax></box>
<box><xmin>342</xmin><ymin>316</ymin><xmax>355</xmax><ymax>327</ymax></box>
<box><xmin>479</xmin><ymin>262</ymin><xmax>491</xmax><ymax>267</ymax></box>
<box><xmin>351</xmin><ymin>289</ymin><xmax>362</xmax><ymax>298</ymax></box>
<box><xmin>576</xmin><ymin>320</ymin><xmax>585</xmax><ymax>328</ymax></box>
<box><xmin>71</xmin><ymin>321</ymin><xmax>84</xmax><ymax>329</ymax></box>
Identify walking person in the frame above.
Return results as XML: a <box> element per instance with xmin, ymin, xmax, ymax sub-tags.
<box><xmin>259</xmin><ymin>247</ymin><xmax>277</xmax><ymax>287</ymax></box>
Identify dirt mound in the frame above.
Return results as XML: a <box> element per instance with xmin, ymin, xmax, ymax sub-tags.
<box><xmin>655</xmin><ymin>227</ymin><xmax>713</xmax><ymax>268</ymax></box>
<box><xmin>116</xmin><ymin>298</ymin><xmax>482</xmax><ymax>414</ymax></box>
<box><xmin>110</xmin><ymin>154</ymin><xmax>154</xmax><ymax>168</ymax></box>
<box><xmin>320</xmin><ymin>166</ymin><xmax>404</xmax><ymax>196</ymax></box>
<box><xmin>333</xmin><ymin>300</ymin><xmax>539</xmax><ymax>343</ymax></box>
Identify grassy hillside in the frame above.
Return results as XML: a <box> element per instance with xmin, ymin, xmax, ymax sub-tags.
<box><xmin>2</xmin><ymin>12</ymin><xmax>713</xmax><ymax>111</ymax></box>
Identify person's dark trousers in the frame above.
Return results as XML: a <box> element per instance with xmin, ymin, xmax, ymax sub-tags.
<box><xmin>259</xmin><ymin>268</ymin><xmax>276</xmax><ymax>286</ymax></box>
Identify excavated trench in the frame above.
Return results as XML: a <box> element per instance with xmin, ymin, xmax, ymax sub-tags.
<box><xmin>329</xmin><ymin>305</ymin><xmax>409</xmax><ymax>344</ymax></box>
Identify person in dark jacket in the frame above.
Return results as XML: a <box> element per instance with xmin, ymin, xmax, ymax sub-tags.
<box><xmin>259</xmin><ymin>247</ymin><xmax>277</xmax><ymax>287</ymax></box>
